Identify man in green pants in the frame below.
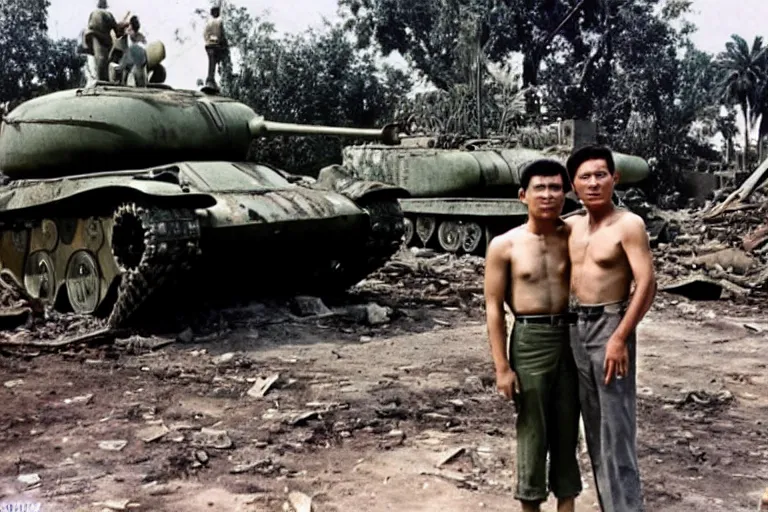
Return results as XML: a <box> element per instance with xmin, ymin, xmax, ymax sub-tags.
<box><xmin>484</xmin><ymin>159</ymin><xmax>582</xmax><ymax>512</ymax></box>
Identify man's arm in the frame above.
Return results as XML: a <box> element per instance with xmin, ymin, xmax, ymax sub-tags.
<box><xmin>484</xmin><ymin>236</ymin><xmax>511</xmax><ymax>374</ymax></box>
<box><xmin>613</xmin><ymin>214</ymin><xmax>656</xmax><ymax>342</ymax></box>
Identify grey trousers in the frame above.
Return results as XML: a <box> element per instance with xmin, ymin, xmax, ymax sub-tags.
<box><xmin>570</xmin><ymin>301</ymin><xmax>644</xmax><ymax>512</ymax></box>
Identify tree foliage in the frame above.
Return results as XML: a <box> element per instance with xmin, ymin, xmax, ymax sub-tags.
<box><xmin>206</xmin><ymin>3</ymin><xmax>412</xmax><ymax>176</ymax></box>
<box><xmin>338</xmin><ymin>0</ymin><xmax>599</xmax><ymax>91</ymax></box>
<box><xmin>0</xmin><ymin>0</ymin><xmax>85</xmax><ymax>106</ymax></box>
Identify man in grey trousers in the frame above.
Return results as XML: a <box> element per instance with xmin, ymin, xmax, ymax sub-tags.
<box><xmin>564</xmin><ymin>145</ymin><xmax>657</xmax><ymax>511</ymax></box>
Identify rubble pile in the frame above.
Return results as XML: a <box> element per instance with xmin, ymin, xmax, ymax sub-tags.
<box><xmin>650</xmin><ymin>189</ymin><xmax>768</xmax><ymax>301</ymax></box>
<box><xmin>0</xmin><ymin>268</ymin><xmax>108</xmax><ymax>346</ymax></box>
<box><xmin>357</xmin><ymin>248</ymin><xmax>486</xmax><ymax>309</ymax></box>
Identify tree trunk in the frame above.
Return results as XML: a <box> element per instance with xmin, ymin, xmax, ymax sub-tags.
<box><xmin>522</xmin><ymin>53</ymin><xmax>540</xmax><ymax>115</ymax></box>
<box><xmin>743</xmin><ymin>104</ymin><xmax>750</xmax><ymax>171</ymax></box>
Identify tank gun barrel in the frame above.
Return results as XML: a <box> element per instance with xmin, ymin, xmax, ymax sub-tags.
<box><xmin>248</xmin><ymin>117</ymin><xmax>401</xmax><ymax>146</ymax></box>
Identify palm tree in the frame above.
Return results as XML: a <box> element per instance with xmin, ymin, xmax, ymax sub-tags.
<box><xmin>749</xmin><ymin>78</ymin><xmax>768</xmax><ymax>162</ymax></box>
<box><xmin>715</xmin><ymin>35</ymin><xmax>767</xmax><ymax>170</ymax></box>
<box><xmin>716</xmin><ymin>107</ymin><xmax>739</xmax><ymax>164</ymax></box>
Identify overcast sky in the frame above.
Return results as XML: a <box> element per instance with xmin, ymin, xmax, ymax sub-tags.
<box><xmin>47</xmin><ymin>0</ymin><xmax>768</xmax><ymax>91</ymax></box>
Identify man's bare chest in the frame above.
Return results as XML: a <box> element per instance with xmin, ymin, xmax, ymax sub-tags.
<box><xmin>511</xmin><ymin>238</ymin><xmax>569</xmax><ymax>281</ymax></box>
<box><xmin>570</xmin><ymin>227</ymin><xmax>624</xmax><ymax>268</ymax></box>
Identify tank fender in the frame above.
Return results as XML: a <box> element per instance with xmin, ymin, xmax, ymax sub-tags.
<box><xmin>0</xmin><ymin>170</ymin><xmax>216</xmax><ymax>220</ymax></box>
<box><xmin>313</xmin><ymin>164</ymin><xmax>410</xmax><ymax>204</ymax></box>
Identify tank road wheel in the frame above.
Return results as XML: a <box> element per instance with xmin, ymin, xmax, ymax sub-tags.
<box><xmin>40</xmin><ymin>220</ymin><xmax>59</xmax><ymax>252</ymax></box>
<box><xmin>461</xmin><ymin>222</ymin><xmax>484</xmax><ymax>255</ymax></box>
<box><xmin>23</xmin><ymin>251</ymin><xmax>56</xmax><ymax>302</ymax></box>
<box><xmin>415</xmin><ymin>216</ymin><xmax>436</xmax><ymax>247</ymax></box>
<box><xmin>437</xmin><ymin>220</ymin><xmax>462</xmax><ymax>253</ymax></box>
<box><xmin>402</xmin><ymin>217</ymin><xmax>415</xmax><ymax>246</ymax></box>
<box><xmin>65</xmin><ymin>250</ymin><xmax>101</xmax><ymax>314</ymax></box>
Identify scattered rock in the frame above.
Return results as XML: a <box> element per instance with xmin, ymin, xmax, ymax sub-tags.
<box><xmin>247</xmin><ymin>373</ymin><xmax>280</xmax><ymax>398</ymax></box>
<box><xmin>177</xmin><ymin>328</ymin><xmax>194</xmax><ymax>343</ymax></box>
<box><xmin>99</xmin><ymin>440</ymin><xmax>128</xmax><ymax>451</ymax></box>
<box><xmin>215</xmin><ymin>352</ymin><xmax>236</xmax><ymax>364</ymax></box>
<box><xmin>64</xmin><ymin>393</ymin><xmax>94</xmax><ymax>405</ymax></box>
<box><xmin>288</xmin><ymin>491</ymin><xmax>313</xmax><ymax>512</ymax></box>
<box><xmin>190</xmin><ymin>428</ymin><xmax>233</xmax><ymax>449</ymax></box>
<box><xmin>17</xmin><ymin>473</ymin><xmax>41</xmax><ymax>487</ymax></box>
<box><xmin>291</xmin><ymin>296</ymin><xmax>332</xmax><ymax>317</ymax></box>
<box><xmin>436</xmin><ymin>446</ymin><xmax>466</xmax><ymax>467</ymax></box>
<box><xmin>464</xmin><ymin>376</ymin><xmax>484</xmax><ymax>393</ymax></box>
<box><xmin>365</xmin><ymin>303</ymin><xmax>390</xmax><ymax>325</ymax></box>
<box><xmin>137</xmin><ymin>424</ymin><xmax>169</xmax><ymax>443</ymax></box>
<box><xmin>93</xmin><ymin>499</ymin><xmax>133</xmax><ymax>510</ymax></box>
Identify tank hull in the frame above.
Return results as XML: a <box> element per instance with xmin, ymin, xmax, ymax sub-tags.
<box><xmin>0</xmin><ymin>161</ymin><xmax>406</xmax><ymax>326</ymax></box>
<box><xmin>342</xmin><ymin>141</ymin><xmax>650</xmax><ymax>255</ymax></box>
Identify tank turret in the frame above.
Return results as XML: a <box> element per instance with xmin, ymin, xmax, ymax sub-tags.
<box><xmin>0</xmin><ymin>84</ymin><xmax>400</xmax><ymax>180</ymax></box>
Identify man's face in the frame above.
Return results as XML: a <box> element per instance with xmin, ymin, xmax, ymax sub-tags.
<box><xmin>572</xmin><ymin>158</ymin><xmax>618</xmax><ymax>209</ymax></box>
<box><xmin>519</xmin><ymin>174</ymin><xmax>566</xmax><ymax>220</ymax></box>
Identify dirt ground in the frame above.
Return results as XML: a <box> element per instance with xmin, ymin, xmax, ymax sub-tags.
<box><xmin>1</xmin><ymin>250</ymin><xmax>767</xmax><ymax>512</ymax></box>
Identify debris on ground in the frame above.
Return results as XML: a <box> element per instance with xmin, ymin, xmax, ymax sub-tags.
<box><xmin>649</xmin><ymin>184</ymin><xmax>768</xmax><ymax>301</ymax></box>
<box><xmin>355</xmin><ymin>248</ymin><xmax>486</xmax><ymax>310</ymax></box>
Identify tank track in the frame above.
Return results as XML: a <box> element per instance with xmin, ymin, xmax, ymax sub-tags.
<box><xmin>107</xmin><ymin>202</ymin><xmax>201</xmax><ymax>327</ymax></box>
<box><xmin>322</xmin><ymin>197</ymin><xmax>405</xmax><ymax>290</ymax></box>
<box><xmin>360</xmin><ymin>198</ymin><xmax>405</xmax><ymax>273</ymax></box>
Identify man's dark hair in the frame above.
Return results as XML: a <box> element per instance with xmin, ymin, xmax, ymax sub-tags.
<box><xmin>97</xmin><ymin>0</ymin><xmax>108</xmax><ymax>8</ymax></box>
<box><xmin>211</xmin><ymin>6</ymin><xmax>220</xmax><ymax>17</ymax></box>
<box><xmin>520</xmin><ymin>159</ymin><xmax>570</xmax><ymax>193</ymax></box>
<box><xmin>566</xmin><ymin>145</ymin><xmax>616</xmax><ymax>182</ymax></box>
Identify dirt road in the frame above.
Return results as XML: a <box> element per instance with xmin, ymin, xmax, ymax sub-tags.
<box><xmin>0</xmin><ymin>253</ymin><xmax>767</xmax><ymax>511</ymax></box>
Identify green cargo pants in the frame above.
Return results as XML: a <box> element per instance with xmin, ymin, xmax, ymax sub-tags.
<box><xmin>509</xmin><ymin>316</ymin><xmax>583</xmax><ymax>503</ymax></box>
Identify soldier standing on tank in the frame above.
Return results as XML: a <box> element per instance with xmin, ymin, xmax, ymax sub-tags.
<box><xmin>203</xmin><ymin>5</ymin><xmax>228</xmax><ymax>91</ymax></box>
<box><xmin>83</xmin><ymin>0</ymin><xmax>118</xmax><ymax>82</ymax></box>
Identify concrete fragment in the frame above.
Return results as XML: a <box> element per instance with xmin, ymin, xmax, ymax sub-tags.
<box><xmin>366</xmin><ymin>303</ymin><xmax>390</xmax><ymax>325</ymax></box>
<box><xmin>288</xmin><ymin>491</ymin><xmax>313</xmax><ymax>512</ymax></box>
<box><xmin>291</xmin><ymin>296</ymin><xmax>332</xmax><ymax>317</ymax></box>
<box><xmin>436</xmin><ymin>446</ymin><xmax>466</xmax><ymax>467</ymax></box>
<box><xmin>662</xmin><ymin>275</ymin><xmax>723</xmax><ymax>300</ymax></box>
<box><xmin>94</xmin><ymin>499</ymin><xmax>131</xmax><ymax>510</ymax></box>
<box><xmin>17</xmin><ymin>473</ymin><xmax>41</xmax><ymax>486</ymax></box>
<box><xmin>136</xmin><ymin>424</ymin><xmax>169</xmax><ymax>443</ymax></box>
<box><xmin>64</xmin><ymin>393</ymin><xmax>94</xmax><ymax>405</ymax></box>
<box><xmin>191</xmin><ymin>428</ymin><xmax>232</xmax><ymax>449</ymax></box>
<box><xmin>247</xmin><ymin>373</ymin><xmax>280</xmax><ymax>398</ymax></box>
<box><xmin>215</xmin><ymin>352</ymin><xmax>236</xmax><ymax>364</ymax></box>
<box><xmin>693</xmin><ymin>248</ymin><xmax>755</xmax><ymax>275</ymax></box>
<box><xmin>99</xmin><ymin>440</ymin><xmax>128</xmax><ymax>451</ymax></box>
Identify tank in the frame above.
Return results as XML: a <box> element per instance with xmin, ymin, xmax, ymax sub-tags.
<box><xmin>342</xmin><ymin>119</ymin><xmax>651</xmax><ymax>255</ymax></box>
<box><xmin>0</xmin><ymin>81</ymin><xmax>408</xmax><ymax>327</ymax></box>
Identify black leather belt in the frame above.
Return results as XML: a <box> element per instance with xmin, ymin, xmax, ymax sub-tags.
<box><xmin>514</xmin><ymin>314</ymin><xmax>574</xmax><ymax>326</ymax></box>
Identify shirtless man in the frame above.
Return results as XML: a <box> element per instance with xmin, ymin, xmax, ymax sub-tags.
<box><xmin>484</xmin><ymin>159</ymin><xmax>581</xmax><ymax>512</ymax></box>
<box><xmin>564</xmin><ymin>145</ymin><xmax>656</xmax><ymax>512</ymax></box>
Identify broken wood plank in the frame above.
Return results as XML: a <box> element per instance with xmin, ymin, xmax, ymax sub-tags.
<box><xmin>0</xmin><ymin>327</ymin><xmax>116</xmax><ymax>349</ymax></box>
<box><xmin>703</xmin><ymin>156</ymin><xmax>768</xmax><ymax>219</ymax></box>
